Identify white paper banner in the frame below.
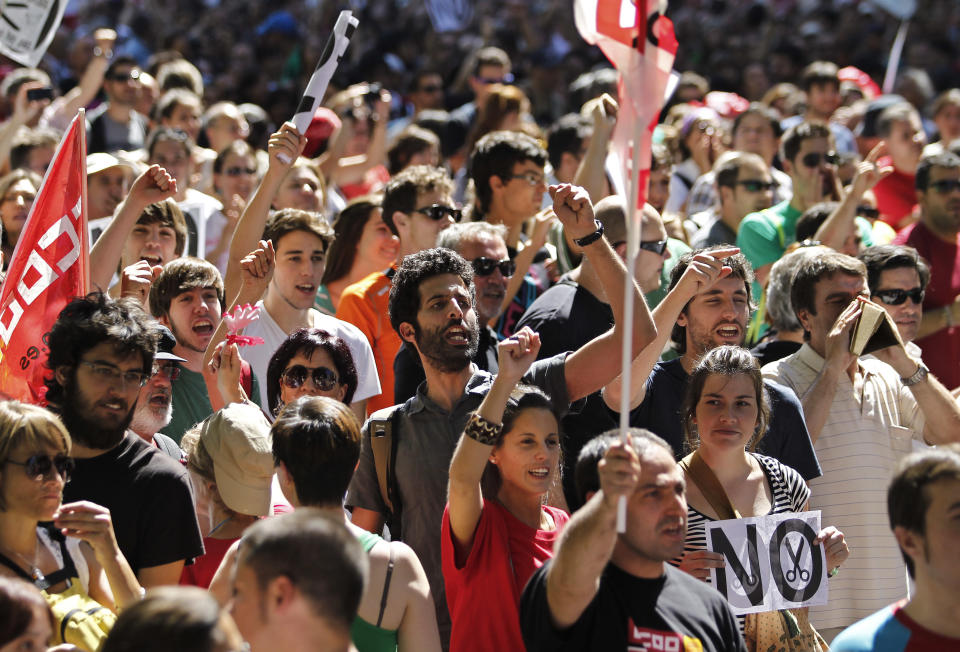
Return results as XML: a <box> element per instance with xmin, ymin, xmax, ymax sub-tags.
<box><xmin>706</xmin><ymin>510</ymin><xmax>828</xmax><ymax>616</ymax></box>
<box><xmin>0</xmin><ymin>0</ymin><xmax>67</xmax><ymax>68</ymax></box>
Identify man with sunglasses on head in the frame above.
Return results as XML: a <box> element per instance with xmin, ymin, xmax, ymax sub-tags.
<box><xmin>393</xmin><ymin>222</ymin><xmax>508</xmax><ymax>403</ymax></box>
<box><xmin>893</xmin><ymin>152</ymin><xmax>960</xmax><ymax>390</ymax></box>
<box><xmin>45</xmin><ymin>292</ymin><xmax>203</xmax><ymax>588</ymax></box>
<box><xmin>337</xmin><ymin>164</ymin><xmax>459</xmax><ymax>415</ymax></box>
<box><xmin>86</xmin><ymin>56</ymin><xmax>148</xmax><ymax>154</ymax></box>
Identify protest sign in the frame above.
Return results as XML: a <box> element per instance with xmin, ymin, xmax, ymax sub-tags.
<box><xmin>0</xmin><ymin>0</ymin><xmax>68</xmax><ymax>67</ymax></box>
<box><xmin>706</xmin><ymin>511</ymin><xmax>828</xmax><ymax>616</ymax></box>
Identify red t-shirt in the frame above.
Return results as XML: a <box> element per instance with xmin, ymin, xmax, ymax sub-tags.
<box><xmin>894</xmin><ymin>221</ymin><xmax>960</xmax><ymax>389</ymax></box>
<box><xmin>441</xmin><ymin>499</ymin><xmax>569</xmax><ymax>652</ymax></box>
<box><xmin>179</xmin><ymin>536</ymin><xmax>238</xmax><ymax>589</ymax></box>
<box><xmin>875</xmin><ymin>157</ymin><xmax>918</xmax><ymax>228</ymax></box>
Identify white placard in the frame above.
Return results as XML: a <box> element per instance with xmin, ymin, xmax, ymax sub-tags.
<box><xmin>705</xmin><ymin>510</ymin><xmax>828</xmax><ymax>616</ymax></box>
<box><xmin>0</xmin><ymin>0</ymin><xmax>67</xmax><ymax>68</ymax></box>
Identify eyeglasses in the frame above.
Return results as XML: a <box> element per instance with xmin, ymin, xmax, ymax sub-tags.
<box><xmin>106</xmin><ymin>69</ymin><xmax>141</xmax><ymax>82</ymax></box>
<box><xmin>414</xmin><ymin>204</ymin><xmax>462</xmax><ymax>222</ymax></box>
<box><xmin>419</xmin><ymin>84</ymin><xmax>443</xmax><ymax>93</ymax></box>
<box><xmin>928</xmin><ymin>179</ymin><xmax>960</xmax><ymax>194</ymax></box>
<box><xmin>874</xmin><ymin>287</ymin><xmax>924</xmax><ymax>306</ymax></box>
<box><xmin>78</xmin><ymin>360</ymin><xmax>148</xmax><ymax>390</ymax></box>
<box><xmin>506</xmin><ymin>172</ymin><xmax>545</xmax><ymax>187</ymax></box>
<box><xmin>151</xmin><ymin>362</ymin><xmax>181</xmax><ymax>381</ymax></box>
<box><xmin>472</xmin><ymin>257</ymin><xmax>516</xmax><ymax>277</ymax></box>
<box><xmin>737</xmin><ymin>180</ymin><xmax>775</xmax><ymax>192</ymax></box>
<box><xmin>280</xmin><ymin>365</ymin><xmax>340</xmax><ymax>391</ymax></box>
<box><xmin>801</xmin><ymin>151</ymin><xmax>839</xmax><ymax>168</ymax></box>
<box><xmin>856</xmin><ymin>205</ymin><xmax>880</xmax><ymax>219</ymax></box>
<box><xmin>5</xmin><ymin>454</ymin><xmax>74</xmax><ymax>483</ymax></box>
<box><xmin>474</xmin><ymin>73</ymin><xmax>514</xmax><ymax>85</ymax></box>
<box><xmin>639</xmin><ymin>239</ymin><xmax>669</xmax><ymax>255</ymax></box>
<box><xmin>224</xmin><ymin>166</ymin><xmax>257</xmax><ymax>177</ymax></box>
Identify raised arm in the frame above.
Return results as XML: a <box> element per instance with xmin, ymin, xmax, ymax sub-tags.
<box><xmin>813</xmin><ymin>143</ymin><xmax>891</xmax><ymax>250</ymax></box>
<box><xmin>552</xmin><ymin>184</ymin><xmax>655</xmax><ymax>402</ymax></box>
<box><xmin>493</xmin><ymin>210</ymin><xmax>555</xmax><ymax>327</ymax></box>
<box><xmin>545</xmin><ymin>440</ymin><xmax>639</xmax><ymax>629</ymax></box>
<box><xmin>224</xmin><ymin>123</ymin><xmax>304</xmax><ymax>302</ymax></box>
<box><xmin>50</xmin><ymin>30</ymin><xmax>115</xmax><ymax>125</ymax></box>
<box><xmin>447</xmin><ymin>329</ymin><xmax>540</xmax><ymax>564</ymax></box>
<box><xmin>89</xmin><ymin>165</ymin><xmax>176</xmax><ymax>292</ymax></box>
<box><xmin>603</xmin><ymin>247</ymin><xmax>737</xmax><ymax>412</ymax></box>
<box><xmin>0</xmin><ymin>82</ymin><xmax>51</xmax><ymax>170</ymax></box>
<box><xmin>573</xmin><ymin>94</ymin><xmax>617</xmax><ymax>203</ymax></box>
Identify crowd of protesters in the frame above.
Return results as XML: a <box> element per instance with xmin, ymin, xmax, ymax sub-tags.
<box><xmin>1</xmin><ymin>0</ymin><xmax>960</xmax><ymax>651</ymax></box>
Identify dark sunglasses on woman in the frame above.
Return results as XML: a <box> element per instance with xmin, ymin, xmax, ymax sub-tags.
<box><xmin>6</xmin><ymin>453</ymin><xmax>74</xmax><ymax>482</ymax></box>
<box><xmin>280</xmin><ymin>365</ymin><xmax>340</xmax><ymax>391</ymax></box>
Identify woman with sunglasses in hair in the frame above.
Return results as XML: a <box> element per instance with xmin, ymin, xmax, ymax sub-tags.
<box><xmin>315</xmin><ymin>196</ymin><xmax>398</xmax><ymax>316</ymax></box>
<box><xmin>442</xmin><ymin>327</ymin><xmax>568</xmax><ymax>652</ymax></box>
<box><xmin>674</xmin><ymin>346</ymin><xmax>847</xmax><ymax>648</ymax></box>
<box><xmin>0</xmin><ymin>401</ymin><xmax>142</xmax><ymax>651</ymax></box>
<box><xmin>265</xmin><ymin>328</ymin><xmax>359</xmax><ymax>418</ymax></box>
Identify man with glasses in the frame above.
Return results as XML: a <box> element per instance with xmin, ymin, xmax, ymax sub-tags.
<box><xmin>893</xmin><ymin>152</ymin><xmax>960</xmax><ymax>390</ymax></box>
<box><xmin>46</xmin><ymin>292</ymin><xmax>203</xmax><ymax>587</ymax></box>
<box><xmin>388</xmin><ymin>70</ymin><xmax>446</xmax><ymax>140</ymax></box>
<box><xmin>337</xmin><ymin>164</ymin><xmax>458</xmax><ymax>415</ymax></box>
<box><xmin>86</xmin><ymin>56</ymin><xmax>148</xmax><ymax>154</ymax></box>
<box><xmin>393</xmin><ymin>222</ymin><xmax>508</xmax><ymax>403</ymax></box>
<box><xmin>130</xmin><ymin>325</ymin><xmax>188</xmax><ymax>461</ymax></box>
<box><xmin>690</xmin><ymin>151</ymin><xmax>774</xmax><ymax>248</ymax></box>
<box><xmin>450</xmin><ymin>47</ymin><xmax>512</xmax><ymax>133</ymax></box>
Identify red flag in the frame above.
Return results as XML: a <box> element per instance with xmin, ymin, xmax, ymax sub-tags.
<box><xmin>0</xmin><ymin>112</ymin><xmax>89</xmax><ymax>404</ymax></box>
<box><xmin>575</xmin><ymin>0</ymin><xmax>677</xmax><ymax>257</ymax></box>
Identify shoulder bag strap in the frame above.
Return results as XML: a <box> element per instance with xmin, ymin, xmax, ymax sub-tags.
<box><xmin>679</xmin><ymin>451</ymin><xmax>742</xmax><ymax>520</ymax></box>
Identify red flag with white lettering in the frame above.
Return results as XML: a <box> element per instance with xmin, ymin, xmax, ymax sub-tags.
<box><xmin>0</xmin><ymin>111</ymin><xmax>89</xmax><ymax>404</ymax></box>
<box><xmin>575</xmin><ymin>0</ymin><xmax>677</xmax><ymax>258</ymax></box>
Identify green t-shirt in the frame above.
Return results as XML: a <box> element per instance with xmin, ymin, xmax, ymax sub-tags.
<box><xmin>163</xmin><ymin>365</ymin><xmax>262</xmax><ymax>444</ymax></box>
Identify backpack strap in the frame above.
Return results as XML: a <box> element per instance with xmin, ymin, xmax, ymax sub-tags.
<box><xmin>369</xmin><ymin>404</ymin><xmax>405</xmax><ymax>538</ymax></box>
<box><xmin>679</xmin><ymin>452</ymin><xmax>742</xmax><ymax>520</ymax></box>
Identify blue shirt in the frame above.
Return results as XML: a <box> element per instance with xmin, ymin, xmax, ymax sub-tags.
<box><xmin>831</xmin><ymin>600</ymin><xmax>960</xmax><ymax>651</ymax></box>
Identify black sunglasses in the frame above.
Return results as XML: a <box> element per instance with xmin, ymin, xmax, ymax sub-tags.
<box><xmin>106</xmin><ymin>69</ymin><xmax>140</xmax><ymax>82</ymax></box>
<box><xmin>6</xmin><ymin>454</ymin><xmax>74</xmax><ymax>482</ymax></box>
<box><xmin>472</xmin><ymin>257</ymin><xmax>516</xmax><ymax>277</ymax></box>
<box><xmin>737</xmin><ymin>180</ymin><xmax>775</xmax><ymax>192</ymax></box>
<box><xmin>874</xmin><ymin>287</ymin><xmax>924</xmax><ymax>306</ymax></box>
<box><xmin>801</xmin><ymin>151</ymin><xmax>839</xmax><ymax>168</ymax></box>
<box><xmin>639</xmin><ymin>239</ymin><xmax>669</xmax><ymax>255</ymax></box>
<box><xmin>856</xmin><ymin>205</ymin><xmax>880</xmax><ymax>219</ymax></box>
<box><xmin>224</xmin><ymin>166</ymin><xmax>257</xmax><ymax>177</ymax></box>
<box><xmin>414</xmin><ymin>204</ymin><xmax>462</xmax><ymax>222</ymax></box>
<box><xmin>928</xmin><ymin>179</ymin><xmax>960</xmax><ymax>194</ymax></box>
<box><xmin>280</xmin><ymin>365</ymin><xmax>340</xmax><ymax>391</ymax></box>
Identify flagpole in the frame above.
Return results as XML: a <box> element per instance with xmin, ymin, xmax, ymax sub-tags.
<box><xmin>79</xmin><ymin>108</ymin><xmax>90</xmax><ymax>294</ymax></box>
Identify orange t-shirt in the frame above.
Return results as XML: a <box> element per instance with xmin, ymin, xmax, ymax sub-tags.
<box><xmin>336</xmin><ymin>268</ymin><xmax>399</xmax><ymax>414</ymax></box>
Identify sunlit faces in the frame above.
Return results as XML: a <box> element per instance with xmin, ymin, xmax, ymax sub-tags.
<box><xmin>162</xmin><ymin>287</ymin><xmax>222</xmax><ymax>354</ymax></box>
<box><xmin>896</xmin><ymin>478</ymin><xmax>960</xmax><ymax>592</ymax></box>
<box><xmin>693</xmin><ymin>374</ymin><xmax>760</xmax><ymax>451</ymax></box>
<box><xmin>874</xmin><ymin>266</ymin><xmax>924</xmax><ymax>344</ymax></box>
<box><xmin>886</xmin><ymin>115</ymin><xmax>926</xmax><ymax>174</ymax></box>
<box><xmin>729</xmin><ymin>160</ymin><xmax>774</xmax><ymax>219</ymax></box>
<box><xmin>635</xmin><ymin>208</ymin><xmax>670</xmax><ymax>294</ymax></box>
<box><xmin>408</xmin><ymin>273</ymin><xmax>479</xmax><ymax>373</ymax></box>
<box><xmin>121</xmin><ymin>220</ymin><xmax>178</xmax><ymax>269</ymax></box>
<box><xmin>274</xmin><ymin>166</ymin><xmax>323</xmax><ymax>212</ymax></box>
<box><xmin>490</xmin><ymin>408</ymin><xmax>560</xmax><ymax>496</ymax></box>
<box><xmin>796</xmin><ymin>272</ymin><xmax>869</xmax><ymax>356</ymax></box>
<box><xmin>130</xmin><ymin>362</ymin><xmax>175</xmax><ymax>437</ymax></box>
<box><xmin>149</xmin><ymin>139</ymin><xmax>191</xmax><ymax>188</ymax></box>
<box><xmin>787</xmin><ymin>136</ymin><xmax>835</xmax><ymax>200</ymax></box>
<box><xmin>647</xmin><ymin>168</ymin><xmax>670</xmax><ymax>213</ymax></box>
<box><xmin>806</xmin><ymin>81</ymin><xmax>840</xmax><ymax>119</ymax></box>
<box><xmin>214</xmin><ymin>150</ymin><xmax>258</xmax><ymax>202</ymax></box>
<box><xmin>678</xmin><ymin>276</ymin><xmax>751</xmax><ymax>358</ymax></box>
<box><xmin>403</xmin><ymin>189</ymin><xmax>456</xmax><ymax>253</ymax></box>
<box><xmin>278</xmin><ymin>349</ymin><xmax>347</xmax><ymax>406</ymax></box>
<box><xmin>934</xmin><ymin>102</ymin><xmax>960</xmax><ymax>144</ymax></box>
<box><xmin>88</xmin><ymin>167</ymin><xmax>129</xmax><ymax>219</ymax></box>
<box><xmin>356</xmin><ymin>207</ymin><xmax>399</xmax><ymax>270</ymax></box>
<box><xmin>620</xmin><ymin>445</ymin><xmax>687</xmax><ymax>563</ymax></box>
<box><xmin>229</xmin><ymin>561</ymin><xmax>268</xmax><ymax>650</ymax></box>
<box><xmin>105</xmin><ymin>64</ymin><xmax>141</xmax><ymax>106</ymax></box>
<box><xmin>732</xmin><ymin>113</ymin><xmax>777</xmax><ymax>161</ymax></box>
<box><xmin>206</xmin><ymin>114</ymin><xmax>249</xmax><ymax>155</ymax></box>
<box><xmin>164</xmin><ymin>100</ymin><xmax>203</xmax><ymax>142</ymax></box>
<box><xmin>919</xmin><ymin>166</ymin><xmax>960</xmax><ymax>236</ymax></box>
<box><xmin>1</xmin><ymin>442</ymin><xmax>67</xmax><ymax>521</ymax></box>
<box><xmin>0</xmin><ymin>178</ymin><xmax>37</xmax><ymax>243</ymax></box>
<box><xmin>0</xmin><ymin>601</ymin><xmax>53</xmax><ymax>652</ymax></box>
<box><xmin>496</xmin><ymin>160</ymin><xmax>547</xmax><ymax>225</ymax></box>
<box><xmin>457</xmin><ymin>234</ymin><xmax>509</xmax><ymax>324</ymax></box>
<box><xmin>271</xmin><ymin>230</ymin><xmax>327</xmax><ymax>311</ymax></box>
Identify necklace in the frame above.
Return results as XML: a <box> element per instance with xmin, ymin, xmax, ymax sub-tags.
<box><xmin>208</xmin><ymin>515</ymin><xmax>233</xmax><ymax>537</ymax></box>
<box><xmin>3</xmin><ymin>539</ymin><xmax>45</xmax><ymax>582</ymax></box>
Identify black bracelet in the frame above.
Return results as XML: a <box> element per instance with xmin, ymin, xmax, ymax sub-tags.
<box><xmin>464</xmin><ymin>413</ymin><xmax>501</xmax><ymax>446</ymax></box>
<box><xmin>573</xmin><ymin>219</ymin><xmax>604</xmax><ymax>247</ymax></box>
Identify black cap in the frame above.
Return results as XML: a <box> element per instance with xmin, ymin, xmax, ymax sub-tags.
<box><xmin>156</xmin><ymin>325</ymin><xmax>187</xmax><ymax>362</ymax></box>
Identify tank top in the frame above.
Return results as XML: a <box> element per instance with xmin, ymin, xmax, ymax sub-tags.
<box><xmin>350</xmin><ymin>529</ymin><xmax>399</xmax><ymax>652</ymax></box>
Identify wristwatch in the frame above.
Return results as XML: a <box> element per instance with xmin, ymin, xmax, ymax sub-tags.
<box><xmin>93</xmin><ymin>46</ymin><xmax>114</xmax><ymax>60</ymax></box>
<box><xmin>573</xmin><ymin>219</ymin><xmax>604</xmax><ymax>247</ymax></box>
<box><xmin>901</xmin><ymin>362</ymin><xmax>929</xmax><ymax>387</ymax></box>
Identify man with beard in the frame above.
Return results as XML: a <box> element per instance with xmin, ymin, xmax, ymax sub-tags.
<box><xmin>893</xmin><ymin>153</ymin><xmax>960</xmax><ymax>390</ymax></box>
<box><xmin>602</xmin><ymin>245</ymin><xmax>820</xmax><ymax>481</ymax></box>
<box><xmin>46</xmin><ymin>293</ymin><xmax>203</xmax><ymax>587</ymax></box>
<box><xmin>130</xmin><ymin>325</ymin><xmax>187</xmax><ymax>461</ymax></box>
<box><xmin>346</xmin><ymin>184</ymin><xmax>655</xmax><ymax>648</ymax></box>
<box><xmin>393</xmin><ymin>221</ymin><xmax>507</xmax><ymax>403</ymax></box>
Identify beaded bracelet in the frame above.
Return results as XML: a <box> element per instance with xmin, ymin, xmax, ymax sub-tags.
<box><xmin>465</xmin><ymin>413</ymin><xmax>502</xmax><ymax>446</ymax></box>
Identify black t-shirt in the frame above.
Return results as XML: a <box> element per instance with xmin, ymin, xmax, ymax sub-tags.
<box><xmin>521</xmin><ymin>562</ymin><xmax>747</xmax><ymax>652</ymax></box>
<box><xmin>392</xmin><ymin>325</ymin><xmax>499</xmax><ymax>404</ymax></box>
<box><xmin>517</xmin><ymin>280</ymin><xmax>618</xmax><ymax>509</ymax></box>
<box><xmin>750</xmin><ymin>339</ymin><xmax>802</xmax><ymax>368</ymax></box>
<box><xmin>623</xmin><ymin>358</ymin><xmax>822</xmax><ymax>481</ymax></box>
<box><xmin>62</xmin><ymin>432</ymin><xmax>203</xmax><ymax>573</ymax></box>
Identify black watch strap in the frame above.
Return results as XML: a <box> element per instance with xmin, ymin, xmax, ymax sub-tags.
<box><xmin>573</xmin><ymin>219</ymin><xmax>604</xmax><ymax>247</ymax></box>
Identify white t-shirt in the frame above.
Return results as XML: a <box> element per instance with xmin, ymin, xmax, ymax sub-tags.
<box><xmin>241</xmin><ymin>301</ymin><xmax>381</xmax><ymax>413</ymax></box>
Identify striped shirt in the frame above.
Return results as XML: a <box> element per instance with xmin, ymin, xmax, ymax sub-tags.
<box><xmin>672</xmin><ymin>453</ymin><xmax>810</xmax><ymax>633</ymax></box>
<box><xmin>761</xmin><ymin>344</ymin><xmax>924</xmax><ymax>630</ymax></box>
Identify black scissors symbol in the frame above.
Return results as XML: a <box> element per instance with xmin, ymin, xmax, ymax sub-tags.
<box><xmin>785</xmin><ymin>538</ymin><xmax>810</xmax><ymax>583</ymax></box>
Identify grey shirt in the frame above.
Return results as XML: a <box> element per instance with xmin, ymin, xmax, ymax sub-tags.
<box><xmin>345</xmin><ymin>353</ymin><xmax>571</xmax><ymax>646</ymax></box>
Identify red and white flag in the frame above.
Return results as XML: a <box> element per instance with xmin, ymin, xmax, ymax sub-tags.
<box><xmin>0</xmin><ymin>112</ymin><xmax>89</xmax><ymax>404</ymax></box>
<box><xmin>575</xmin><ymin>0</ymin><xmax>677</xmax><ymax>257</ymax></box>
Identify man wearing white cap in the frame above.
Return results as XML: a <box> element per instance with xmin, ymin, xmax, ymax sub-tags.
<box><xmin>87</xmin><ymin>151</ymin><xmax>134</xmax><ymax>242</ymax></box>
